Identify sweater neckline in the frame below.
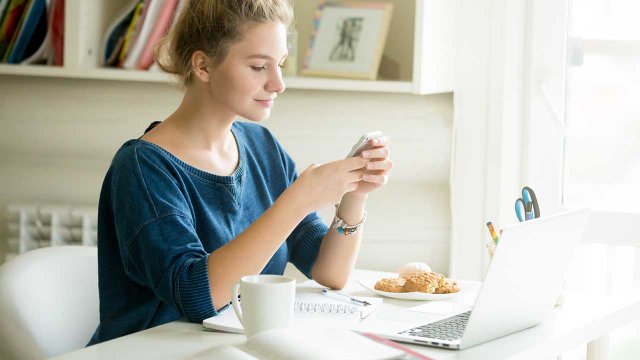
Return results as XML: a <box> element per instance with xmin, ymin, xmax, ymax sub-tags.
<box><xmin>133</xmin><ymin>127</ymin><xmax>245</xmax><ymax>185</ymax></box>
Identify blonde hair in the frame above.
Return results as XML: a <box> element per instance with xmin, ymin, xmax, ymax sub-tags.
<box><xmin>155</xmin><ymin>0</ymin><xmax>293</xmax><ymax>86</ymax></box>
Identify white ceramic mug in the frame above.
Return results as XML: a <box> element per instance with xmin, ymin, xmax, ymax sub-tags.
<box><xmin>231</xmin><ymin>275</ymin><xmax>296</xmax><ymax>338</ymax></box>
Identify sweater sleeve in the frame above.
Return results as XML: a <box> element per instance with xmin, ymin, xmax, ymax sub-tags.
<box><xmin>286</xmin><ymin>213</ymin><xmax>329</xmax><ymax>278</ymax></box>
<box><xmin>121</xmin><ymin>214</ymin><xmax>219</xmax><ymax>322</ymax></box>
<box><xmin>110</xmin><ymin>144</ymin><xmax>221</xmax><ymax>322</ymax></box>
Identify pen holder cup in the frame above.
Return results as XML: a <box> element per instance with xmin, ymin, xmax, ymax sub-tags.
<box><xmin>486</xmin><ymin>241</ymin><xmax>564</xmax><ymax>307</ymax></box>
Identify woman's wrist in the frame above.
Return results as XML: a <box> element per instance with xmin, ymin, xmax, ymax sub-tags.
<box><xmin>279</xmin><ymin>184</ymin><xmax>313</xmax><ymax>218</ymax></box>
<box><xmin>337</xmin><ymin>192</ymin><xmax>368</xmax><ymax>224</ymax></box>
<box><xmin>332</xmin><ymin>203</ymin><xmax>367</xmax><ymax>236</ymax></box>
<box><xmin>342</xmin><ymin>192</ymin><xmax>368</xmax><ymax>204</ymax></box>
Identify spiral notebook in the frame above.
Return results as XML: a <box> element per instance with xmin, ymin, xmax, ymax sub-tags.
<box><xmin>203</xmin><ymin>288</ymin><xmax>382</xmax><ymax>334</ymax></box>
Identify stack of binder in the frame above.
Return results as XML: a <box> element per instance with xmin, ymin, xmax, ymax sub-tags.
<box><xmin>0</xmin><ymin>0</ymin><xmax>64</xmax><ymax>65</ymax></box>
<box><xmin>102</xmin><ymin>0</ymin><xmax>185</xmax><ymax>70</ymax></box>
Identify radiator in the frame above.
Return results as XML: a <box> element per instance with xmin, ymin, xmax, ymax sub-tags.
<box><xmin>6</xmin><ymin>204</ymin><xmax>97</xmax><ymax>262</ymax></box>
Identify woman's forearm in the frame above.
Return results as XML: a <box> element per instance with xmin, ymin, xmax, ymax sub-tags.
<box><xmin>311</xmin><ymin>192</ymin><xmax>368</xmax><ymax>289</ymax></box>
<box><xmin>207</xmin><ymin>187</ymin><xmax>308</xmax><ymax>309</ymax></box>
<box><xmin>206</xmin><ymin>156</ymin><xmax>367</xmax><ymax>309</ymax></box>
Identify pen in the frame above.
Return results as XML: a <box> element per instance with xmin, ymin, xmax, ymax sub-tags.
<box><xmin>486</xmin><ymin>222</ymin><xmax>499</xmax><ymax>244</ymax></box>
<box><xmin>322</xmin><ymin>289</ymin><xmax>371</xmax><ymax>306</ymax></box>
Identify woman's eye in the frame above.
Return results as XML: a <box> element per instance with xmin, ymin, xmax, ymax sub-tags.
<box><xmin>251</xmin><ymin>66</ymin><xmax>267</xmax><ymax>71</ymax></box>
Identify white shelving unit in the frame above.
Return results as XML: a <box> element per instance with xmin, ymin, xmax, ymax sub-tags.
<box><xmin>0</xmin><ymin>0</ymin><xmax>454</xmax><ymax>94</ymax></box>
<box><xmin>0</xmin><ymin>64</ymin><xmax>414</xmax><ymax>92</ymax></box>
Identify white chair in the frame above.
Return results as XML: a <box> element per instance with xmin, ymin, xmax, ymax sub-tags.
<box><xmin>0</xmin><ymin>246</ymin><xmax>99</xmax><ymax>359</ymax></box>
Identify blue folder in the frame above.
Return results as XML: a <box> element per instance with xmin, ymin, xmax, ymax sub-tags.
<box><xmin>7</xmin><ymin>0</ymin><xmax>45</xmax><ymax>63</ymax></box>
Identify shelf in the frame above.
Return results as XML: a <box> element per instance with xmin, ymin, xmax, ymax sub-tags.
<box><xmin>0</xmin><ymin>64</ymin><xmax>170</xmax><ymax>83</ymax></box>
<box><xmin>272</xmin><ymin>77</ymin><xmax>413</xmax><ymax>93</ymax></box>
<box><xmin>0</xmin><ymin>64</ymin><xmax>415</xmax><ymax>93</ymax></box>
<box><xmin>0</xmin><ymin>0</ymin><xmax>454</xmax><ymax>95</ymax></box>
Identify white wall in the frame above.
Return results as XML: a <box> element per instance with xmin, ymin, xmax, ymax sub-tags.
<box><xmin>0</xmin><ymin>75</ymin><xmax>453</xmax><ymax>274</ymax></box>
<box><xmin>450</xmin><ymin>0</ymin><xmax>529</xmax><ymax>280</ymax></box>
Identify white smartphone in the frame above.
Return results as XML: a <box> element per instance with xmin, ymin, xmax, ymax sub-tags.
<box><xmin>346</xmin><ymin>131</ymin><xmax>384</xmax><ymax>158</ymax></box>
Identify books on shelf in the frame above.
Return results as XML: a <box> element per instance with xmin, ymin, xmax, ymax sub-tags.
<box><xmin>122</xmin><ymin>0</ymin><xmax>165</xmax><ymax>69</ymax></box>
<box><xmin>0</xmin><ymin>0</ymin><xmax>64</xmax><ymax>65</ymax></box>
<box><xmin>5</xmin><ymin>0</ymin><xmax>46</xmax><ymax>63</ymax></box>
<box><xmin>103</xmin><ymin>0</ymin><xmax>183</xmax><ymax>71</ymax></box>
<box><xmin>0</xmin><ymin>0</ymin><xmax>9</xmax><ymax>24</ymax></box>
<box><xmin>0</xmin><ymin>0</ymin><xmax>28</xmax><ymax>59</ymax></box>
<box><xmin>136</xmin><ymin>0</ymin><xmax>178</xmax><ymax>70</ymax></box>
<box><xmin>102</xmin><ymin>0</ymin><xmax>139</xmax><ymax>67</ymax></box>
<box><xmin>21</xmin><ymin>0</ymin><xmax>49</xmax><ymax>64</ymax></box>
<box><xmin>117</xmin><ymin>0</ymin><xmax>145</xmax><ymax>66</ymax></box>
<box><xmin>47</xmin><ymin>0</ymin><xmax>63</xmax><ymax>65</ymax></box>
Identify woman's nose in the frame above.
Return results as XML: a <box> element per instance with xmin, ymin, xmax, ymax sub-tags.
<box><xmin>266</xmin><ymin>68</ymin><xmax>285</xmax><ymax>94</ymax></box>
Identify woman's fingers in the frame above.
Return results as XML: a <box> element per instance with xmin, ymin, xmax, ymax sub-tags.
<box><xmin>365</xmin><ymin>159</ymin><xmax>393</xmax><ymax>171</ymax></box>
<box><xmin>347</xmin><ymin>169</ymin><xmax>366</xmax><ymax>183</ymax></box>
<box><xmin>370</xmin><ymin>136</ymin><xmax>391</xmax><ymax>147</ymax></box>
<box><xmin>361</xmin><ymin>147</ymin><xmax>389</xmax><ymax>159</ymax></box>
<box><xmin>342</xmin><ymin>156</ymin><xmax>367</xmax><ymax>170</ymax></box>
<box><xmin>362</xmin><ymin>173</ymin><xmax>389</xmax><ymax>185</ymax></box>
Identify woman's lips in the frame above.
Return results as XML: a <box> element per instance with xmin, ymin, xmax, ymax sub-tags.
<box><xmin>255</xmin><ymin>99</ymin><xmax>274</xmax><ymax>107</ymax></box>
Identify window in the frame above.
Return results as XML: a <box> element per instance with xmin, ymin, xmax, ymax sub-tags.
<box><xmin>564</xmin><ymin>0</ymin><xmax>640</xmax><ymax>212</ymax></box>
<box><xmin>525</xmin><ymin>0</ymin><xmax>640</xmax><ymax>312</ymax></box>
<box><xmin>561</xmin><ymin>2</ymin><xmax>640</xmax><ymax>356</ymax></box>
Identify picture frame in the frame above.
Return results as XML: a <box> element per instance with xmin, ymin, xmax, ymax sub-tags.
<box><xmin>302</xmin><ymin>2</ymin><xmax>393</xmax><ymax>80</ymax></box>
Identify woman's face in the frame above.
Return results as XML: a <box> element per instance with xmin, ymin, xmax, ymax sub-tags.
<box><xmin>208</xmin><ymin>21</ymin><xmax>288</xmax><ymax>122</ymax></box>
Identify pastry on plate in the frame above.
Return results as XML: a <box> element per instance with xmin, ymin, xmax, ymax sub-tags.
<box><xmin>403</xmin><ymin>271</ymin><xmax>446</xmax><ymax>293</ymax></box>
<box><xmin>435</xmin><ymin>278</ymin><xmax>460</xmax><ymax>294</ymax></box>
<box><xmin>374</xmin><ymin>277</ymin><xmax>406</xmax><ymax>293</ymax></box>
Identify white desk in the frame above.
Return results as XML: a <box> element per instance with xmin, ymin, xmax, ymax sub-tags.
<box><xmin>54</xmin><ymin>270</ymin><xmax>640</xmax><ymax>360</ymax></box>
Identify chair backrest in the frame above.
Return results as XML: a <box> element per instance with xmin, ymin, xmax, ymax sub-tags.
<box><xmin>0</xmin><ymin>246</ymin><xmax>99</xmax><ymax>359</ymax></box>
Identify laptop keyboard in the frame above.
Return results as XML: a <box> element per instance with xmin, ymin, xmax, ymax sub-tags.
<box><xmin>398</xmin><ymin>311</ymin><xmax>471</xmax><ymax>341</ymax></box>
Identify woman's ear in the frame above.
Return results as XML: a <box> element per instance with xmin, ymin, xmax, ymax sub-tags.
<box><xmin>191</xmin><ymin>51</ymin><xmax>212</xmax><ymax>82</ymax></box>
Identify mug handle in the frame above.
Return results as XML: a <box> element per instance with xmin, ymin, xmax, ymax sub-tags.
<box><xmin>231</xmin><ymin>282</ymin><xmax>243</xmax><ymax>326</ymax></box>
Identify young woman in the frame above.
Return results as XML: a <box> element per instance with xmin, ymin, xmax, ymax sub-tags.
<box><xmin>89</xmin><ymin>0</ymin><xmax>392</xmax><ymax>344</ymax></box>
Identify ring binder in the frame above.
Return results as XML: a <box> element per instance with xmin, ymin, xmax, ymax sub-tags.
<box><xmin>203</xmin><ymin>290</ymin><xmax>383</xmax><ymax>334</ymax></box>
<box><xmin>295</xmin><ymin>301</ymin><xmax>358</xmax><ymax>315</ymax></box>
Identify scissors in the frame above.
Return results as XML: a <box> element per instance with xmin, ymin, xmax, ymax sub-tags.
<box><xmin>514</xmin><ymin>186</ymin><xmax>540</xmax><ymax>222</ymax></box>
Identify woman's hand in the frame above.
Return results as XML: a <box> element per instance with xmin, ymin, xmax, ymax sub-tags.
<box><xmin>288</xmin><ymin>157</ymin><xmax>367</xmax><ymax>213</ymax></box>
<box><xmin>350</xmin><ymin>135</ymin><xmax>393</xmax><ymax>196</ymax></box>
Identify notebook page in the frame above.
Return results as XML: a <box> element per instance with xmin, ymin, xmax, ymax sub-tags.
<box><xmin>294</xmin><ymin>291</ymin><xmax>382</xmax><ymax>320</ymax></box>
<box><xmin>202</xmin><ymin>306</ymin><xmax>244</xmax><ymax>334</ymax></box>
<box><xmin>203</xmin><ymin>290</ymin><xmax>382</xmax><ymax>333</ymax></box>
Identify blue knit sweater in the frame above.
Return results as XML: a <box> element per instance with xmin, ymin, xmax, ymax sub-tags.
<box><xmin>88</xmin><ymin>122</ymin><xmax>328</xmax><ymax>345</ymax></box>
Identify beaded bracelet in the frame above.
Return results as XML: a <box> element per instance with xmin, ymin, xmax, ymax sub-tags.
<box><xmin>331</xmin><ymin>203</ymin><xmax>367</xmax><ymax>236</ymax></box>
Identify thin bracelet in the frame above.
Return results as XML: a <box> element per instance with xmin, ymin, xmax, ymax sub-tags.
<box><xmin>331</xmin><ymin>203</ymin><xmax>367</xmax><ymax>236</ymax></box>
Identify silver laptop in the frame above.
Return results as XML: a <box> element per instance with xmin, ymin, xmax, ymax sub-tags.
<box><xmin>354</xmin><ymin>209</ymin><xmax>589</xmax><ymax>350</ymax></box>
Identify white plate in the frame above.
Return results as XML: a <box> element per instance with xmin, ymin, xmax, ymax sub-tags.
<box><xmin>357</xmin><ymin>278</ymin><xmax>478</xmax><ymax>300</ymax></box>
